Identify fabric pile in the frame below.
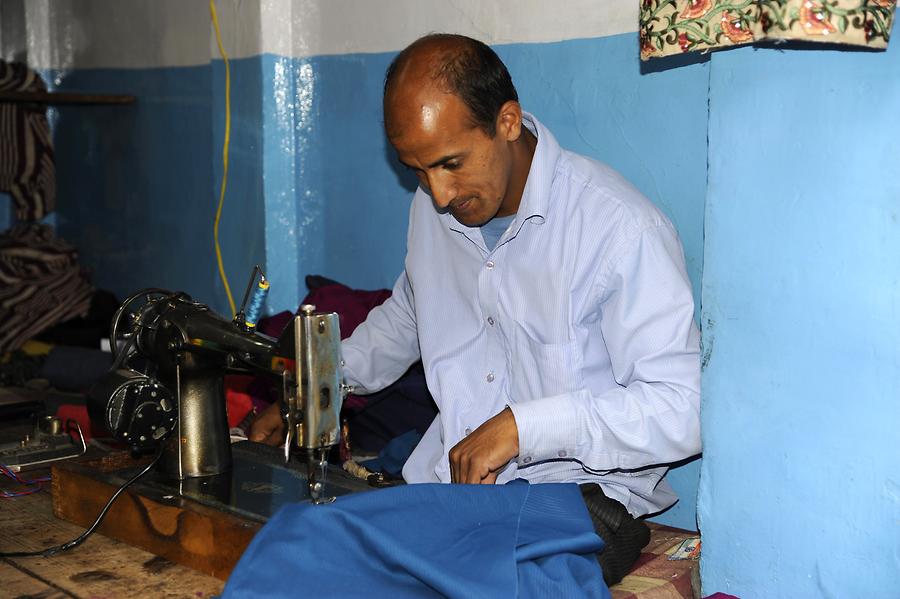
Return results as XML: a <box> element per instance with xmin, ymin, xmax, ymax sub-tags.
<box><xmin>237</xmin><ymin>275</ymin><xmax>438</xmax><ymax>455</ymax></box>
<box><xmin>0</xmin><ymin>224</ymin><xmax>93</xmax><ymax>353</ymax></box>
<box><xmin>222</xmin><ymin>481</ymin><xmax>610</xmax><ymax>599</ymax></box>
<box><xmin>0</xmin><ymin>60</ymin><xmax>94</xmax><ymax>354</ymax></box>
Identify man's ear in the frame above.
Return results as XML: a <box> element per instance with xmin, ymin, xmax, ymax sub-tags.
<box><xmin>496</xmin><ymin>101</ymin><xmax>523</xmax><ymax>142</ymax></box>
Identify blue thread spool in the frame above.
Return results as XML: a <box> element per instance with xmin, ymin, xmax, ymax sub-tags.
<box><xmin>245</xmin><ymin>278</ymin><xmax>269</xmax><ymax>328</ymax></box>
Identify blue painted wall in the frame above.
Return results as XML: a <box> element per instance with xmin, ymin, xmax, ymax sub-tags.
<box><xmin>699</xmin><ymin>43</ymin><xmax>900</xmax><ymax>597</ymax></box>
<box><xmin>49</xmin><ymin>64</ymin><xmax>217</xmax><ymax>300</ymax></box>
<box><xmin>211</xmin><ymin>58</ymin><xmax>266</xmax><ymax>316</ymax></box>
<box><xmin>46</xmin><ymin>60</ymin><xmax>266</xmax><ymax>315</ymax></box>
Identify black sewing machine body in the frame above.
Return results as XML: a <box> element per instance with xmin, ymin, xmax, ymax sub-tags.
<box><xmin>88</xmin><ymin>290</ymin><xmax>346</xmax><ymax>501</ymax></box>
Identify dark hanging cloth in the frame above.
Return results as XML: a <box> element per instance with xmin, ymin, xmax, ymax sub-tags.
<box><xmin>0</xmin><ymin>61</ymin><xmax>93</xmax><ymax>354</ymax></box>
<box><xmin>0</xmin><ymin>60</ymin><xmax>56</xmax><ymax>221</ymax></box>
<box><xmin>0</xmin><ymin>224</ymin><xmax>93</xmax><ymax>354</ymax></box>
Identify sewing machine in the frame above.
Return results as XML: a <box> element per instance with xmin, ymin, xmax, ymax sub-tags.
<box><xmin>50</xmin><ymin>275</ymin><xmax>377</xmax><ymax>578</ymax></box>
<box><xmin>86</xmin><ymin>278</ymin><xmax>350</xmax><ymax>504</ymax></box>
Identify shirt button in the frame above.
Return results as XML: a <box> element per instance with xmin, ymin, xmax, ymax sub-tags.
<box><xmin>558</xmin><ymin>450</ymin><xmax>567</xmax><ymax>458</ymax></box>
<box><xmin>465</xmin><ymin>427</ymin><xmax>471</xmax><ymax>436</ymax></box>
<box><xmin>522</xmin><ymin>456</ymin><xmax>532</xmax><ymax>464</ymax></box>
<box><xmin>486</xmin><ymin>260</ymin><xmax>495</xmax><ymax>269</ymax></box>
<box><xmin>487</xmin><ymin>317</ymin><xmax>495</xmax><ymax>326</ymax></box>
<box><xmin>486</xmin><ymin>372</ymin><xmax>495</xmax><ymax>383</ymax></box>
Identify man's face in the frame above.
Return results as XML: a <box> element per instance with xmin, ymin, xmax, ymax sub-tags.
<box><xmin>386</xmin><ymin>89</ymin><xmax>518</xmax><ymax>227</ymax></box>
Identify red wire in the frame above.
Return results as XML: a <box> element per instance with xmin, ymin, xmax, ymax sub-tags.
<box><xmin>0</xmin><ymin>464</ymin><xmax>51</xmax><ymax>498</ymax></box>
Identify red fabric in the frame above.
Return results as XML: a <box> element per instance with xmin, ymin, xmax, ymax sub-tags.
<box><xmin>237</xmin><ymin>283</ymin><xmax>391</xmax><ymax>418</ymax></box>
<box><xmin>55</xmin><ymin>378</ymin><xmax>253</xmax><ymax>443</ymax></box>
<box><xmin>258</xmin><ymin>284</ymin><xmax>392</xmax><ymax>341</ymax></box>
<box><xmin>253</xmin><ymin>282</ymin><xmax>392</xmax><ymax>412</ymax></box>
<box><xmin>55</xmin><ymin>404</ymin><xmax>97</xmax><ymax>443</ymax></box>
<box><xmin>224</xmin><ymin>374</ymin><xmax>256</xmax><ymax>428</ymax></box>
<box><xmin>302</xmin><ymin>284</ymin><xmax>392</xmax><ymax>339</ymax></box>
<box><xmin>301</xmin><ymin>284</ymin><xmax>391</xmax><ymax>410</ymax></box>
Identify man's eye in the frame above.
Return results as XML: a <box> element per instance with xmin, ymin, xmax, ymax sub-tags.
<box><xmin>443</xmin><ymin>162</ymin><xmax>461</xmax><ymax>171</ymax></box>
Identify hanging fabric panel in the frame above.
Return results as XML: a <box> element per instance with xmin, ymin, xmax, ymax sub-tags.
<box><xmin>0</xmin><ymin>60</ymin><xmax>56</xmax><ymax>221</ymax></box>
<box><xmin>640</xmin><ymin>0</ymin><xmax>897</xmax><ymax>61</ymax></box>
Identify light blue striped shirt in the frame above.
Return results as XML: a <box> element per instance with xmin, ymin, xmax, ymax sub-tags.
<box><xmin>342</xmin><ymin>113</ymin><xmax>700</xmax><ymax>516</ymax></box>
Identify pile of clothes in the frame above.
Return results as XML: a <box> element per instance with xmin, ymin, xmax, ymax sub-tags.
<box><xmin>0</xmin><ymin>60</ymin><xmax>94</xmax><ymax>355</ymax></box>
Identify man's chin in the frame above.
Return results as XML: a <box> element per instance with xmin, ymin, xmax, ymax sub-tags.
<box><xmin>451</xmin><ymin>204</ymin><xmax>493</xmax><ymax>227</ymax></box>
<box><xmin>453</xmin><ymin>212</ymin><xmax>490</xmax><ymax>227</ymax></box>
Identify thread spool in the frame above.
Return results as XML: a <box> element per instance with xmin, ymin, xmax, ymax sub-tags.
<box><xmin>244</xmin><ymin>278</ymin><xmax>269</xmax><ymax>328</ymax></box>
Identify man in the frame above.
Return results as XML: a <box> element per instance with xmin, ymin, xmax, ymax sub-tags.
<box><xmin>252</xmin><ymin>33</ymin><xmax>700</xmax><ymax>583</ymax></box>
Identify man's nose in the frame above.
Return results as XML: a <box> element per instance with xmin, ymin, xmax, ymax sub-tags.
<box><xmin>426</xmin><ymin>173</ymin><xmax>458</xmax><ymax>209</ymax></box>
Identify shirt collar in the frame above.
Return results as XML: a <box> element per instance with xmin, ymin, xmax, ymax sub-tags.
<box><xmin>443</xmin><ymin>112</ymin><xmax>561</xmax><ymax>234</ymax></box>
<box><xmin>516</xmin><ymin>111</ymin><xmax>561</xmax><ymax>225</ymax></box>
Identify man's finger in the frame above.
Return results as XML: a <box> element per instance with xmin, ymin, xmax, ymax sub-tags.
<box><xmin>259</xmin><ymin>430</ymin><xmax>280</xmax><ymax>445</ymax></box>
<box><xmin>459</xmin><ymin>452</ymin><xmax>471</xmax><ymax>485</ymax></box>
<box><xmin>249</xmin><ymin>426</ymin><xmax>270</xmax><ymax>443</ymax></box>
<box><xmin>249</xmin><ymin>402</ymin><xmax>286</xmax><ymax>445</ymax></box>
<box><xmin>463</xmin><ymin>457</ymin><xmax>487</xmax><ymax>485</ymax></box>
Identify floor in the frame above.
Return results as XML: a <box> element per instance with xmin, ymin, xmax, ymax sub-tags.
<box><xmin>0</xmin><ymin>400</ymin><xmax>224</xmax><ymax>598</ymax></box>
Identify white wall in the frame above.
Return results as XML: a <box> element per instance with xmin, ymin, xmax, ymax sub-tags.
<box><xmin>8</xmin><ymin>0</ymin><xmax>639</xmax><ymax>70</ymax></box>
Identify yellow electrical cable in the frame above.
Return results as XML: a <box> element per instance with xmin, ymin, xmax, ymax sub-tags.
<box><xmin>210</xmin><ymin>0</ymin><xmax>237</xmax><ymax>316</ymax></box>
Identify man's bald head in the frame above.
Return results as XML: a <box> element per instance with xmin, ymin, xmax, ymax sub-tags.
<box><xmin>384</xmin><ymin>34</ymin><xmax>518</xmax><ymax>137</ymax></box>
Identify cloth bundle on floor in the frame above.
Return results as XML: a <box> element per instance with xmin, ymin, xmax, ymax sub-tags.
<box><xmin>0</xmin><ymin>224</ymin><xmax>93</xmax><ymax>353</ymax></box>
<box><xmin>222</xmin><ymin>481</ymin><xmax>610</xmax><ymax>599</ymax></box>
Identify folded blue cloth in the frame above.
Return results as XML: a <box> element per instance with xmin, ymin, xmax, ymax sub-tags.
<box><xmin>222</xmin><ymin>481</ymin><xmax>609</xmax><ymax>598</ymax></box>
<box><xmin>361</xmin><ymin>429</ymin><xmax>421</xmax><ymax>475</ymax></box>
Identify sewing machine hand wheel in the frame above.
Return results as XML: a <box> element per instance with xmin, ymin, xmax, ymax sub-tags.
<box><xmin>109</xmin><ymin>288</ymin><xmax>179</xmax><ymax>361</ymax></box>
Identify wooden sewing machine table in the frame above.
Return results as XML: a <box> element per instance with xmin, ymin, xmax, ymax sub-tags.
<box><xmin>0</xmin><ymin>463</ymin><xmax>225</xmax><ymax>598</ymax></box>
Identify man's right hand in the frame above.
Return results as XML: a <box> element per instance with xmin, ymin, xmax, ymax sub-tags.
<box><xmin>249</xmin><ymin>401</ymin><xmax>286</xmax><ymax>446</ymax></box>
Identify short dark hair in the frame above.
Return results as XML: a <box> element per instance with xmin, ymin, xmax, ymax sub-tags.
<box><xmin>384</xmin><ymin>34</ymin><xmax>519</xmax><ymax>137</ymax></box>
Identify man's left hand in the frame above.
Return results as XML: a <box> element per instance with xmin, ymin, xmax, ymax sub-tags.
<box><xmin>449</xmin><ymin>407</ymin><xmax>519</xmax><ymax>484</ymax></box>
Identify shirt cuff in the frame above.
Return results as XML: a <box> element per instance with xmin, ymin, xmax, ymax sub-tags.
<box><xmin>508</xmin><ymin>393</ymin><xmax>580</xmax><ymax>466</ymax></box>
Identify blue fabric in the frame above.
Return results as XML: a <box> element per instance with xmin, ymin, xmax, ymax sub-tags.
<box><xmin>222</xmin><ymin>482</ymin><xmax>609</xmax><ymax>599</ymax></box>
<box><xmin>361</xmin><ymin>429</ymin><xmax>421</xmax><ymax>475</ymax></box>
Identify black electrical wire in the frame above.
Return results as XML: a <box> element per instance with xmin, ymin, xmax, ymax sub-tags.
<box><xmin>0</xmin><ymin>450</ymin><xmax>163</xmax><ymax>558</ymax></box>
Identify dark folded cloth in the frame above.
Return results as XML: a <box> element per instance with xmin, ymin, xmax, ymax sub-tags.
<box><xmin>580</xmin><ymin>483</ymin><xmax>651</xmax><ymax>586</ymax></box>
<box><xmin>40</xmin><ymin>345</ymin><xmax>112</xmax><ymax>392</ymax></box>
<box><xmin>0</xmin><ymin>224</ymin><xmax>93</xmax><ymax>353</ymax></box>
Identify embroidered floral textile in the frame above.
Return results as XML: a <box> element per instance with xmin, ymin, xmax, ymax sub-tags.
<box><xmin>640</xmin><ymin>0</ymin><xmax>896</xmax><ymax>60</ymax></box>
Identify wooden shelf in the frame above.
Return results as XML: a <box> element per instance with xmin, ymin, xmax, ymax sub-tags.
<box><xmin>0</xmin><ymin>90</ymin><xmax>135</xmax><ymax>105</ymax></box>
